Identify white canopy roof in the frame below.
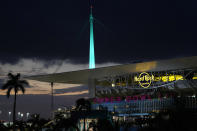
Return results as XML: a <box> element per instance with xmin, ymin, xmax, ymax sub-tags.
<box><xmin>26</xmin><ymin>56</ymin><xmax>197</xmax><ymax>84</ymax></box>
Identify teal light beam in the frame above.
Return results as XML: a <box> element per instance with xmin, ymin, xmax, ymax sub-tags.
<box><xmin>89</xmin><ymin>6</ymin><xmax>95</xmax><ymax>69</ymax></box>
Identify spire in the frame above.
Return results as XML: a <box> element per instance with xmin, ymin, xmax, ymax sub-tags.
<box><xmin>89</xmin><ymin>3</ymin><xmax>95</xmax><ymax>69</ymax></box>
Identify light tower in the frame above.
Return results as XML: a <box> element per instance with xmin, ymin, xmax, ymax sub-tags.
<box><xmin>88</xmin><ymin>0</ymin><xmax>96</xmax><ymax>98</ymax></box>
<box><xmin>89</xmin><ymin>2</ymin><xmax>95</xmax><ymax>69</ymax></box>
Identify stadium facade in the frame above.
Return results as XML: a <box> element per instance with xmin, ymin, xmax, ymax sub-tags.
<box><xmin>28</xmin><ymin>56</ymin><xmax>197</xmax><ymax>117</ymax></box>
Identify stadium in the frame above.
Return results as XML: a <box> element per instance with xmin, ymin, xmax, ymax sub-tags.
<box><xmin>28</xmin><ymin>56</ymin><xmax>197</xmax><ymax>120</ymax></box>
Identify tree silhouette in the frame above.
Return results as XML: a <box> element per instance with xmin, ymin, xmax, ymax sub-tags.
<box><xmin>75</xmin><ymin>98</ymin><xmax>91</xmax><ymax>131</ymax></box>
<box><xmin>1</xmin><ymin>73</ymin><xmax>29</xmax><ymax>125</ymax></box>
<box><xmin>76</xmin><ymin>98</ymin><xmax>91</xmax><ymax>111</ymax></box>
<box><xmin>27</xmin><ymin>114</ymin><xmax>49</xmax><ymax>130</ymax></box>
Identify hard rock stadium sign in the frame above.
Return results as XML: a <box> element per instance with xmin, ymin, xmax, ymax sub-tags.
<box><xmin>135</xmin><ymin>72</ymin><xmax>154</xmax><ymax>88</ymax></box>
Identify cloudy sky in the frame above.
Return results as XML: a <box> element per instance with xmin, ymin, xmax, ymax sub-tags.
<box><xmin>0</xmin><ymin>59</ymin><xmax>118</xmax><ymax>120</ymax></box>
<box><xmin>0</xmin><ymin>0</ymin><xmax>197</xmax><ymax>120</ymax></box>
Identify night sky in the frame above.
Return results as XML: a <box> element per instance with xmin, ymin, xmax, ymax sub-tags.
<box><xmin>0</xmin><ymin>0</ymin><xmax>197</xmax><ymax>120</ymax></box>
<box><xmin>0</xmin><ymin>0</ymin><xmax>197</xmax><ymax>64</ymax></box>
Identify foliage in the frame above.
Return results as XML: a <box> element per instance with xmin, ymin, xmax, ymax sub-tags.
<box><xmin>1</xmin><ymin>73</ymin><xmax>29</xmax><ymax>126</ymax></box>
<box><xmin>2</xmin><ymin>73</ymin><xmax>29</xmax><ymax>98</ymax></box>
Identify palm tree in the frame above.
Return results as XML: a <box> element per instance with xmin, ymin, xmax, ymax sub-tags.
<box><xmin>1</xmin><ymin>73</ymin><xmax>29</xmax><ymax>125</ymax></box>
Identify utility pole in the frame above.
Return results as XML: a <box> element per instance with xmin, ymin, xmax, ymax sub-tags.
<box><xmin>51</xmin><ymin>82</ymin><xmax>54</xmax><ymax>118</ymax></box>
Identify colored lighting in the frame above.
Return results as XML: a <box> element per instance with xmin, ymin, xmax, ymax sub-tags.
<box><xmin>89</xmin><ymin>7</ymin><xmax>95</xmax><ymax>69</ymax></box>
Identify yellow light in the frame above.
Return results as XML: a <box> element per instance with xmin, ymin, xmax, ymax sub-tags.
<box><xmin>135</xmin><ymin>74</ymin><xmax>184</xmax><ymax>83</ymax></box>
<box><xmin>193</xmin><ymin>76</ymin><xmax>197</xmax><ymax>79</ymax></box>
<box><xmin>137</xmin><ymin>72</ymin><xmax>152</xmax><ymax>88</ymax></box>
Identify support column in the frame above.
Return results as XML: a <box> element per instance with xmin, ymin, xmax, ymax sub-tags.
<box><xmin>88</xmin><ymin>78</ymin><xmax>96</xmax><ymax>98</ymax></box>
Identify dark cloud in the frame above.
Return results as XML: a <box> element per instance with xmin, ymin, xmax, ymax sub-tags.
<box><xmin>0</xmin><ymin>58</ymin><xmax>119</xmax><ymax>76</ymax></box>
<box><xmin>0</xmin><ymin>0</ymin><xmax>197</xmax><ymax>64</ymax></box>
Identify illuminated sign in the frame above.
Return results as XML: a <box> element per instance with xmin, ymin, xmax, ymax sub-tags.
<box><xmin>93</xmin><ymin>94</ymin><xmax>174</xmax><ymax>104</ymax></box>
<box><xmin>135</xmin><ymin>72</ymin><xmax>153</xmax><ymax>88</ymax></box>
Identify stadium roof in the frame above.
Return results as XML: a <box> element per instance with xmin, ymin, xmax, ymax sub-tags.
<box><xmin>26</xmin><ymin>56</ymin><xmax>197</xmax><ymax>84</ymax></box>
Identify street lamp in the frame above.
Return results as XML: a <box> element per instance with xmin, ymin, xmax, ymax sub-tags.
<box><xmin>8</xmin><ymin>112</ymin><xmax>11</xmax><ymax>125</ymax></box>
<box><xmin>21</xmin><ymin>113</ymin><xmax>24</xmax><ymax>121</ymax></box>
<box><xmin>26</xmin><ymin>112</ymin><xmax>30</xmax><ymax>120</ymax></box>
<box><xmin>18</xmin><ymin>112</ymin><xmax>20</xmax><ymax>119</ymax></box>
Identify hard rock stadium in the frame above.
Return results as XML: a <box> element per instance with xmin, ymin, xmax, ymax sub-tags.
<box><xmin>27</xmin><ymin>1</ymin><xmax>197</xmax><ymax>122</ymax></box>
<box><xmin>28</xmin><ymin>56</ymin><xmax>197</xmax><ymax>119</ymax></box>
